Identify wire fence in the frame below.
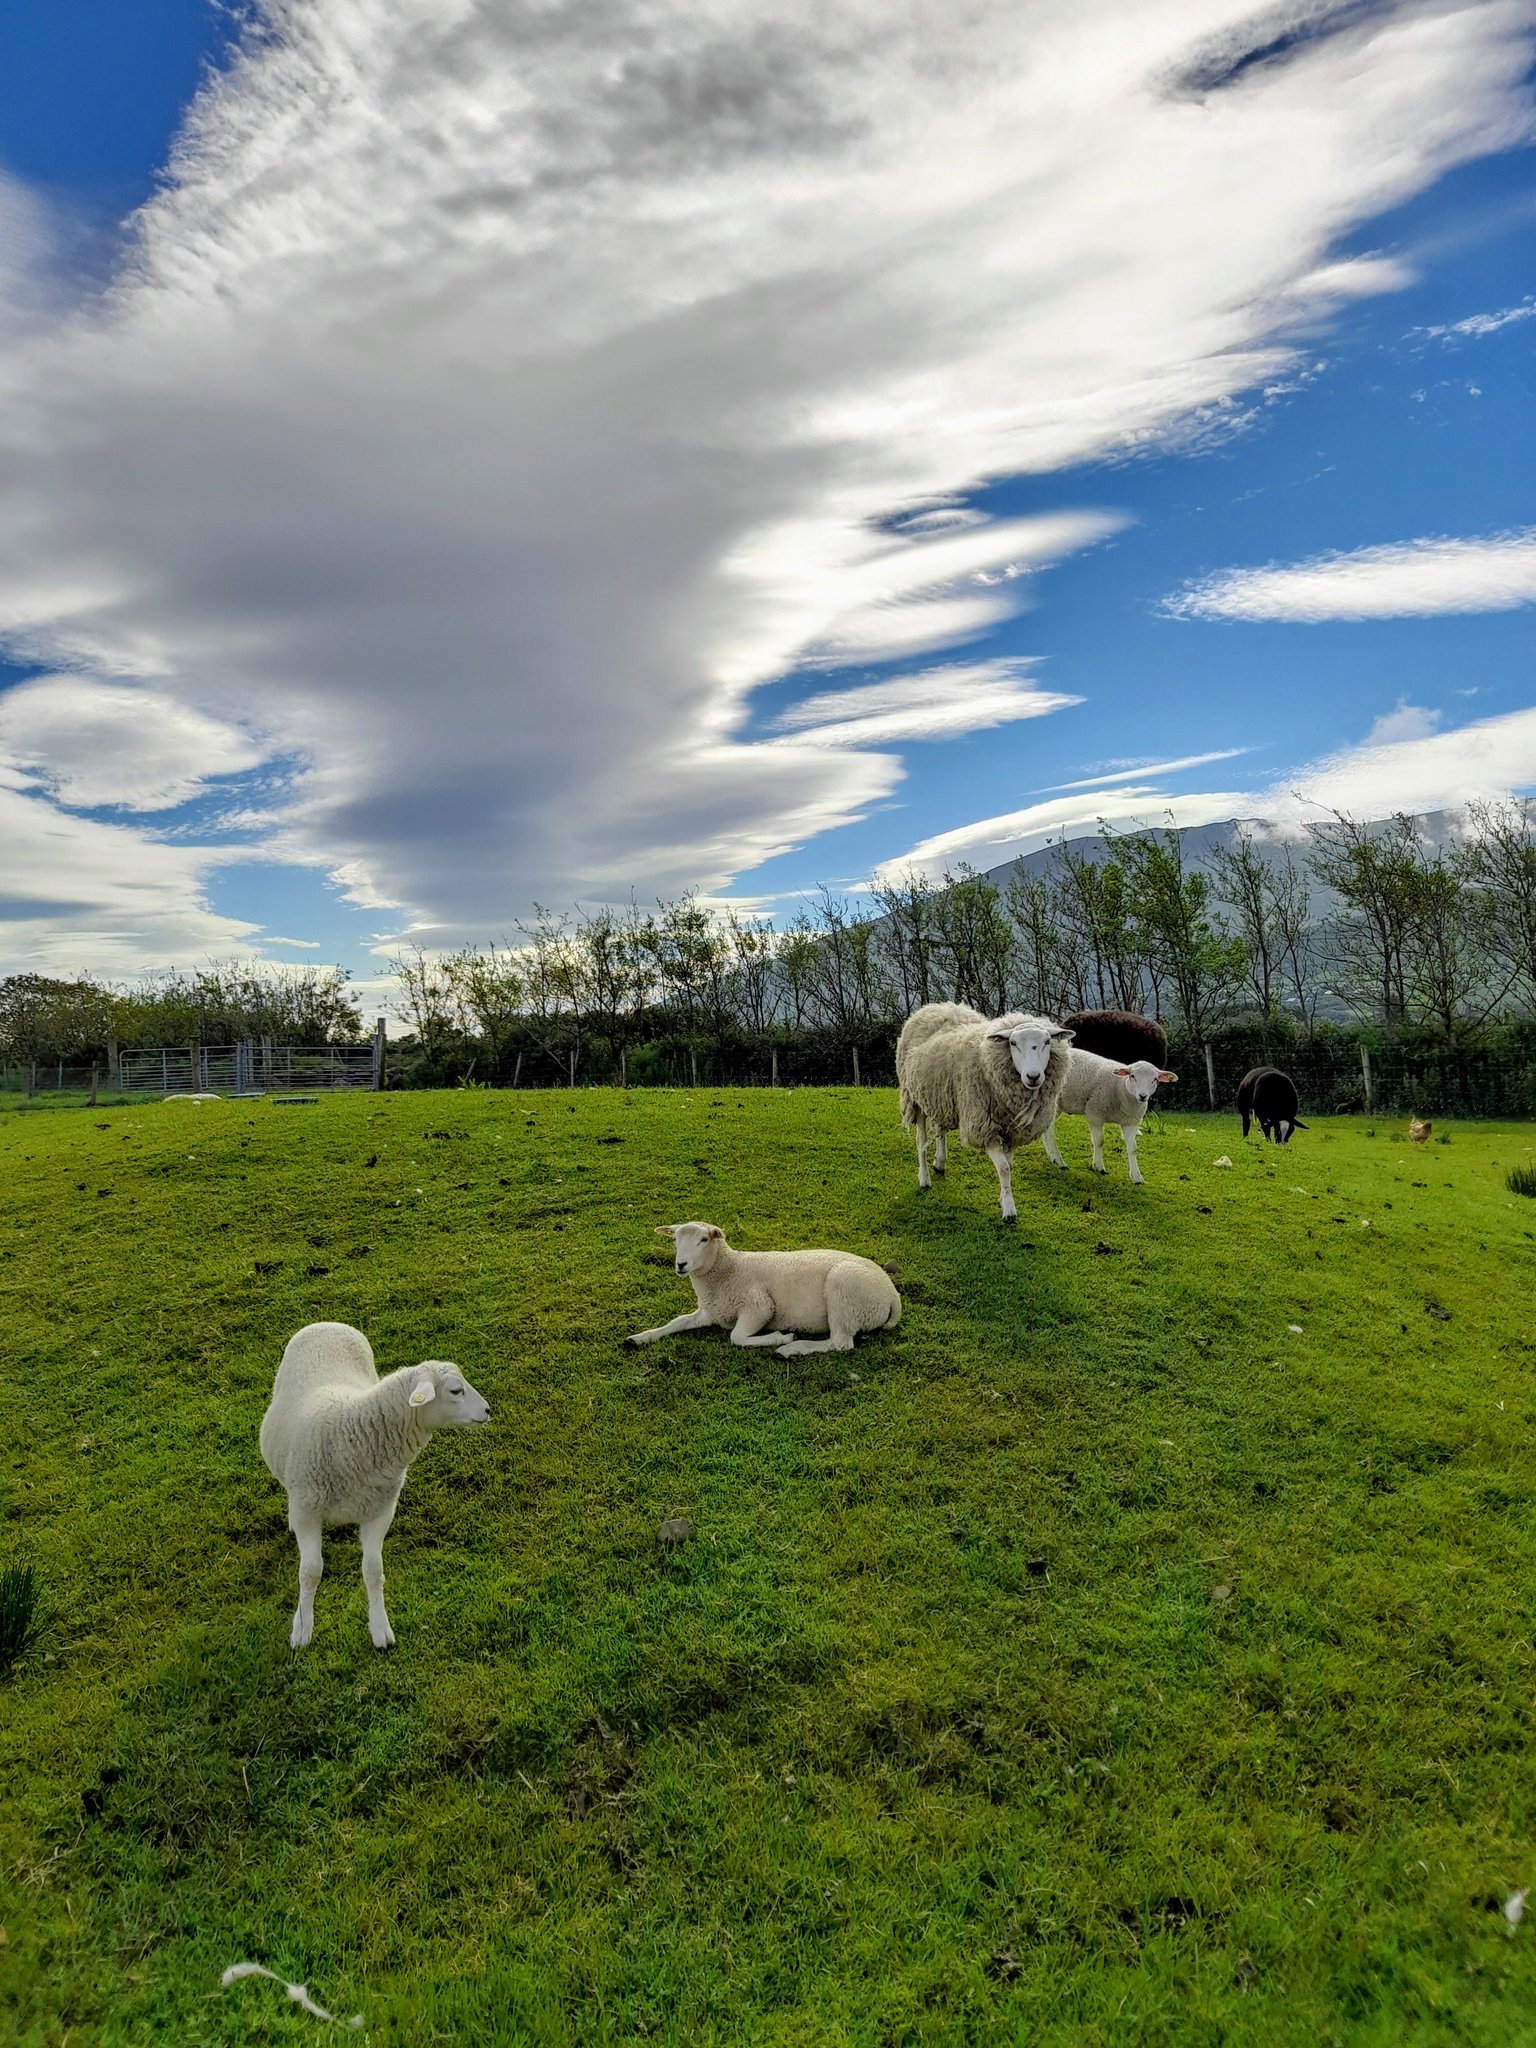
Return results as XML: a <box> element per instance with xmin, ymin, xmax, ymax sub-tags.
<box><xmin>1</xmin><ymin>1038</ymin><xmax>387</xmax><ymax>1101</ymax></box>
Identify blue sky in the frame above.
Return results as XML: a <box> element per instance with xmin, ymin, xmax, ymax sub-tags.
<box><xmin>0</xmin><ymin>1</ymin><xmax>1533</xmax><ymax>1004</ymax></box>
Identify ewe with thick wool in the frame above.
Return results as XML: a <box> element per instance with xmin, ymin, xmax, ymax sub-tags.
<box><xmin>896</xmin><ymin>1001</ymin><xmax>1073</xmax><ymax>1221</ymax></box>
<box><xmin>1059</xmin><ymin>1008</ymin><xmax>1168</xmax><ymax>1067</ymax></box>
<box><xmin>628</xmin><ymin>1222</ymin><xmax>901</xmax><ymax>1359</ymax></box>
<box><xmin>259</xmin><ymin>1321</ymin><xmax>490</xmax><ymax>1649</ymax></box>
<box><xmin>1041</xmin><ymin>1050</ymin><xmax>1177</xmax><ymax>1185</ymax></box>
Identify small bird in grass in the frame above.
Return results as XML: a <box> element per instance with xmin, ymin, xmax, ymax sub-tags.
<box><xmin>1408</xmin><ymin>1117</ymin><xmax>1432</xmax><ymax>1143</ymax></box>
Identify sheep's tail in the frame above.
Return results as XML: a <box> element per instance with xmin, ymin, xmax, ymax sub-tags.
<box><xmin>884</xmin><ymin>1293</ymin><xmax>902</xmax><ymax>1329</ymax></box>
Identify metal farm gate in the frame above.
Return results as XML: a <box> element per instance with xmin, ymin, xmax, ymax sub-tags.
<box><xmin>117</xmin><ymin>1030</ymin><xmax>385</xmax><ymax>1097</ymax></box>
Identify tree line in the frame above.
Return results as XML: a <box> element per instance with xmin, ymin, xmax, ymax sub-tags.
<box><xmin>391</xmin><ymin>801</ymin><xmax>1536</xmax><ymax>1086</ymax></box>
<box><xmin>4</xmin><ymin>802</ymin><xmax>1534</xmax><ymax>1087</ymax></box>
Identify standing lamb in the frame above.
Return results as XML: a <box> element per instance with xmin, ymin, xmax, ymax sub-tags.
<box><xmin>896</xmin><ymin>1001</ymin><xmax>1073</xmax><ymax>1221</ymax></box>
<box><xmin>627</xmin><ymin>1222</ymin><xmax>900</xmax><ymax>1359</ymax></box>
<box><xmin>259</xmin><ymin>1321</ymin><xmax>491</xmax><ymax>1649</ymax></box>
<box><xmin>1059</xmin><ymin>1009</ymin><xmax>1168</xmax><ymax>1067</ymax></box>
<box><xmin>1041</xmin><ymin>1051</ymin><xmax>1177</xmax><ymax>1185</ymax></box>
<box><xmin>1237</xmin><ymin>1067</ymin><xmax>1306</xmax><ymax>1144</ymax></box>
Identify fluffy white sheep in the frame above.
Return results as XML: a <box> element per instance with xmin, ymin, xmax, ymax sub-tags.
<box><xmin>1040</xmin><ymin>1051</ymin><xmax>1176</xmax><ymax>1185</ymax></box>
<box><xmin>259</xmin><ymin>1321</ymin><xmax>490</xmax><ymax>1649</ymax></box>
<box><xmin>896</xmin><ymin>1001</ymin><xmax>1073</xmax><ymax>1221</ymax></box>
<box><xmin>627</xmin><ymin>1222</ymin><xmax>901</xmax><ymax>1359</ymax></box>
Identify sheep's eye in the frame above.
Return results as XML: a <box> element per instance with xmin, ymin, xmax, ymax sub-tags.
<box><xmin>450</xmin><ymin>1386</ymin><xmax>463</xmax><ymax>1397</ymax></box>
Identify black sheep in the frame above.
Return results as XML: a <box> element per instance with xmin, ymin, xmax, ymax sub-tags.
<box><xmin>1059</xmin><ymin>1009</ymin><xmax>1168</xmax><ymax>1067</ymax></box>
<box><xmin>1237</xmin><ymin>1066</ymin><xmax>1306</xmax><ymax>1143</ymax></box>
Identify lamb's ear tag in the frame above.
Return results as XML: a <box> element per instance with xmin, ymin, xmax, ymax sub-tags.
<box><xmin>409</xmin><ymin>1375</ymin><xmax>436</xmax><ymax>1408</ymax></box>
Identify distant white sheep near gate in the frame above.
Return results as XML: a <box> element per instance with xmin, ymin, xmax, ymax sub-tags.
<box><xmin>1040</xmin><ymin>1051</ymin><xmax>1177</xmax><ymax>1186</ymax></box>
<box><xmin>896</xmin><ymin>1001</ymin><xmax>1073</xmax><ymax>1221</ymax></box>
<box><xmin>627</xmin><ymin>1222</ymin><xmax>901</xmax><ymax>1359</ymax></box>
<box><xmin>259</xmin><ymin>1321</ymin><xmax>490</xmax><ymax>1650</ymax></box>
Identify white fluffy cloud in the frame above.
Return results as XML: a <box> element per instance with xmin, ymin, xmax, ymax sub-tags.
<box><xmin>1165</xmin><ymin>528</ymin><xmax>1536</xmax><ymax>621</ymax></box>
<box><xmin>1</xmin><ymin>1</ymin><xmax>1534</xmax><ymax>964</ymax></box>
<box><xmin>0</xmin><ymin>675</ymin><xmax>266</xmax><ymax>811</ymax></box>
<box><xmin>878</xmin><ymin>702</ymin><xmax>1536</xmax><ymax>878</ymax></box>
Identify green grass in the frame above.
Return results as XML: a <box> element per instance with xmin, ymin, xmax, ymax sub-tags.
<box><xmin>3</xmin><ymin>1089</ymin><xmax>1536</xmax><ymax>2046</ymax></box>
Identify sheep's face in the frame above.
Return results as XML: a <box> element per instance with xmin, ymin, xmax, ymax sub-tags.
<box><xmin>1116</xmin><ymin>1060</ymin><xmax>1176</xmax><ymax>1105</ymax></box>
<box><xmin>658</xmin><ymin>1221</ymin><xmax>724</xmax><ymax>1277</ymax></box>
<box><xmin>410</xmin><ymin>1362</ymin><xmax>491</xmax><ymax>1426</ymax></box>
<box><xmin>989</xmin><ymin>1020</ymin><xmax>1072</xmax><ymax>1090</ymax></box>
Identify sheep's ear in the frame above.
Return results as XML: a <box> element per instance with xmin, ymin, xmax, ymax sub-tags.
<box><xmin>985</xmin><ymin>1024</ymin><xmax>1014</xmax><ymax>1041</ymax></box>
<box><xmin>1114</xmin><ymin>1066</ymin><xmax>1132</xmax><ymax>1077</ymax></box>
<box><xmin>1051</xmin><ymin>1027</ymin><xmax>1074</xmax><ymax>1041</ymax></box>
<box><xmin>705</xmin><ymin>1225</ymin><xmax>722</xmax><ymax>1241</ymax></box>
<box><xmin>409</xmin><ymin>1371</ymin><xmax>437</xmax><ymax>1408</ymax></box>
<box><xmin>1158</xmin><ymin>1070</ymin><xmax>1176</xmax><ymax>1083</ymax></box>
<box><xmin>655</xmin><ymin>1225</ymin><xmax>678</xmax><ymax>1239</ymax></box>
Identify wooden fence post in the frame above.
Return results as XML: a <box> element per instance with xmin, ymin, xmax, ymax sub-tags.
<box><xmin>620</xmin><ymin>1047</ymin><xmax>627</xmax><ymax>1089</ymax></box>
<box><xmin>89</xmin><ymin>1064</ymin><xmax>98</xmax><ymax>1108</ymax></box>
<box><xmin>371</xmin><ymin>1017</ymin><xmax>386</xmax><ymax>1091</ymax></box>
<box><xmin>27</xmin><ymin>1061</ymin><xmax>36</xmax><ymax>1099</ymax></box>
<box><xmin>512</xmin><ymin>1050</ymin><xmax>523</xmax><ymax>1089</ymax></box>
<box><xmin>852</xmin><ymin>1046</ymin><xmax>861</xmax><ymax>1086</ymax></box>
<box><xmin>1203</xmin><ymin>1042</ymin><xmax>1217</xmax><ymax>1109</ymax></box>
<box><xmin>690</xmin><ymin>1050</ymin><xmax>698</xmax><ymax>1090</ymax></box>
<box><xmin>771</xmin><ymin>1047</ymin><xmax>779</xmax><ymax>1088</ymax></box>
<box><xmin>1360</xmin><ymin>1045</ymin><xmax>1373</xmax><ymax>1115</ymax></box>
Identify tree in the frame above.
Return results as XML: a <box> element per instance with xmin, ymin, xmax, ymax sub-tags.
<box><xmin>932</xmin><ymin>866</ymin><xmax>1014</xmax><ymax>1013</ymax></box>
<box><xmin>871</xmin><ymin>869</ymin><xmax>940</xmax><ymax>1014</ymax></box>
<box><xmin>1050</xmin><ymin>840</ymin><xmax>1146</xmax><ymax>1012</ymax></box>
<box><xmin>1003</xmin><ymin>861</ymin><xmax>1074</xmax><ymax>1018</ymax></box>
<box><xmin>1207</xmin><ymin>831</ymin><xmax>1318</xmax><ymax>1036</ymax></box>
<box><xmin>1306</xmin><ymin>812</ymin><xmax>1423</xmax><ymax>1029</ymax></box>
<box><xmin>1114</xmin><ymin>823</ymin><xmax>1246</xmax><ymax>1044</ymax></box>
<box><xmin>1462</xmin><ymin>798</ymin><xmax>1536</xmax><ymax>1014</ymax></box>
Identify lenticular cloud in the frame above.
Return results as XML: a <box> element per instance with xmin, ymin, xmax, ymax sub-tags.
<box><xmin>1165</xmin><ymin>529</ymin><xmax>1536</xmax><ymax>623</ymax></box>
<box><xmin>0</xmin><ymin>0</ymin><xmax>1533</xmax><ymax>966</ymax></box>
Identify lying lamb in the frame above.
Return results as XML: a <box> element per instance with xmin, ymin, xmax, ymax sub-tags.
<box><xmin>896</xmin><ymin>1000</ymin><xmax>1072</xmax><ymax>1221</ymax></box>
<box><xmin>1040</xmin><ymin>1051</ymin><xmax>1177</xmax><ymax>1185</ymax></box>
<box><xmin>259</xmin><ymin>1321</ymin><xmax>490</xmax><ymax>1649</ymax></box>
<box><xmin>627</xmin><ymin>1222</ymin><xmax>901</xmax><ymax>1358</ymax></box>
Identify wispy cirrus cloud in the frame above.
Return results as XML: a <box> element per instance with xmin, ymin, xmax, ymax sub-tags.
<box><xmin>1416</xmin><ymin>295</ymin><xmax>1536</xmax><ymax>340</ymax></box>
<box><xmin>877</xmin><ymin>702</ymin><xmax>1536</xmax><ymax>879</ymax></box>
<box><xmin>1</xmin><ymin>2</ymin><xmax>1534</xmax><ymax>969</ymax></box>
<box><xmin>771</xmin><ymin>659</ymin><xmax>1079</xmax><ymax>749</ymax></box>
<box><xmin>1163</xmin><ymin>528</ymin><xmax>1536</xmax><ymax>622</ymax></box>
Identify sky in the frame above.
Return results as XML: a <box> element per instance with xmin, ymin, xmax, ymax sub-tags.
<box><xmin>0</xmin><ymin>0</ymin><xmax>1533</xmax><ymax>1013</ymax></box>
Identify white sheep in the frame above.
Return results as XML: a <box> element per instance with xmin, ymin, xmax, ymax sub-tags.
<box><xmin>896</xmin><ymin>1001</ymin><xmax>1073</xmax><ymax>1221</ymax></box>
<box><xmin>627</xmin><ymin>1222</ymin><xmax>901</xmax><ymax>1359</ymax></box>
<box><xmin>1040</xmin><ymin>1051</ymin><xmax>1176</xmax><ymax>1185</ymax></box>
<box><xmin>258</xmin><ymin>1321</ymin><xmax>490</xmax><ymax>1649</ymax></box>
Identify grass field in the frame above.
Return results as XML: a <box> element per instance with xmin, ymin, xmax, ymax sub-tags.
<box><xmin>3</xmin><ymin>1087</ymin><xmax>1536</xmax><ymax>2046</ymax></box>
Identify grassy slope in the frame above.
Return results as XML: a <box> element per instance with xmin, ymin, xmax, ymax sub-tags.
<box><xmin>2</xmin><ymin>1089</ymin><xmax>1535</xmax><ymax>2046</ymax></box>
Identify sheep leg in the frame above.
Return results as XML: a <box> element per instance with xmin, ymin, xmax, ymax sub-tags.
<box><xmin>360</xmin><ymin>1502</ymin><xmax>399</xmax><ymax>1650</ymax></box>
<box><xmin>731</xmin><ymin>1301</ymin><xmax>794</xmax><ymax>1348</ymax></box>
<box><xmin>1086</xmin><ymin>1118</ymin><xmax>1108</xmax><ymax>1174</ymax></box>
<box><xmin>289</xmin><ymin>1516</ymin><xmax>324</xmax><ymax>1650</ymax></box>
<box><xmin>1040</xmin><ymin>1116</ymin><xmax>1066</xmax><ymax>1169</ymax></box>
<box><xmin>933</xmin><ymin>1129</ymin><xmax>947</xmax><ymax>1173</ymax></box>
<box><xmin>1121</xmin><ymin>1122</ymin><xmax>1144</xmax><ymax>1186</ymax></box>
<box><xmin>986</xmin><ymin>1144</ymin><xmax>1017</xmax><ymax>1222</ymax></box>
<box><xmin>914</xmin><ymin>1113</ymin><xmax>931</xmax><ymax>1190</ymax></box>
<box><xmin>627</xmin><ymin>1310</ymin><xmax>714</xmax><ymax>1344</ymax></box>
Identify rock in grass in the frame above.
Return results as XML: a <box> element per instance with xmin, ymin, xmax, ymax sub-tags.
<box><xmin>657</xmin><ymin>1516</ymin><xmax>694</xmax><ymax>1550</ymax></box>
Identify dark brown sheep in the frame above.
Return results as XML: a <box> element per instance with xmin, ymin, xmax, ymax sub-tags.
<box><xmin>1059</xmin><ymin>1009</ymin><xmax>1168</xmax><ymax>1067</ymax></box>
<box><xmin>1237</xmin><ymin>1066</ymin><xmax>1305</xmax><ymax>1143</ymax></box>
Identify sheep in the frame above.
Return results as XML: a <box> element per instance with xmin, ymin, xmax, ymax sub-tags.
<box><xmin>896</xmin><ymin>1001</ymin><xmax>1073</xmax><ymax>1221</ymax></box>
<box><xmin>627</xmin><ymin>1222</ymin><xmax>900</xmax><ymax>1359</ymax></box>
<box><xmin>1059</xmin><ymin>1009</ymin><xmax>1168</xmax><ymax>1067</ymax></box>
<box><xmin>1040</xmin><ymin>1051</ymin><xmax>1177</xmax><ymax>1185</ymax></box>
<box><xmin>1237</xmin><ymin>1066</ymin><xmax>1306</xmax><ymax>1144</ymax></box>
<box><xmin>259</xmin><ymin>1321</ymin><xmax>490</xmax><ymax>1649</ymax></box>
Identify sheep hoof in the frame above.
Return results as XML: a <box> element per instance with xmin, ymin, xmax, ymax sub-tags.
<box><xmin>289</xmin><ymin>1621</ymin><xmax>312</xmax><ymax>1651</ymax></box>
<box><xmin>371</xmin><ymin>1625</ymin><xmax>396</xmax><ymax>1651</ymax></box>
